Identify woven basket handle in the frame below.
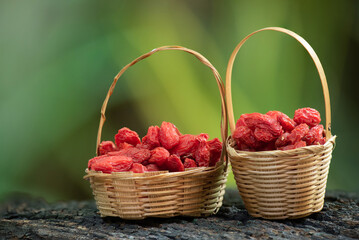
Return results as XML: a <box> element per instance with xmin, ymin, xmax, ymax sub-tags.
<box><xmin>226</xmin><ymin>27</ymin><xmax>332</xmax><ymax>139</ymax></box>
<box><xmin>97</xmin><ymin>46</ymin><xmax>228</xmax><ymax>166</ymax></box>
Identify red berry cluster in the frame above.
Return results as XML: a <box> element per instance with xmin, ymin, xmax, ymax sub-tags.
<box><xmin>233</xmin><ymin>107</ymin><xmax>326</xmax><ymax>151</ymax></box>
<box><xmin>88</xmin><ymin>122</ymin><xmax>222</xmax><ymax>173</ymax></box>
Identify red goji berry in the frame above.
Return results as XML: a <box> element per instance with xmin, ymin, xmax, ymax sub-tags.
<box><xmin>183</xmin><ymin>158</ymin><xmax>197</xmax><ymax>168</ymax></box>
<box><xmin>194</xmin><ymin>140</ymin><xmax>210</xmax><ymax>167</ymax></box>
<box><xmin>303</xmin><ymin>124</ymin><xmax>325</xmax><ymax>145</ymax></box>
<box><xmin>119</xmin><ymin>142</ymin><xmax>134</xmax><ymax>150</ymax></box>
<box><xmin>233</xmin><ymin>126</ymin><xmax>258</xmax><ymax>149</ymax></box>
<box><xmin>130</xmin><ymin>163</ymin><xmax>148</xmax><ymax>173</ymax></box>
<box><xmin>88</xmin><ymin>155</ymin><xmax>107</xmax><ymax>169</ymax></box>
<box><xmin>266</xmin><ymin>111</ymin><xmax>295</xmax><ymax>132</ymax></box>
<box><xmin>234</xmin><ymin>113</ymin><xmax>283</xmax><ymax>150</ymax></box>
<box><xmin>108</xmin><ymin>147</ymin><xmax>150</xmax><ymax>164</ymax></box>
<box><xmin>115</xmin><ymin>127</ymin><xmax>141</xmax><ymax>148</ymax></box>
<box><xmin>90</xmin><ymin>159</ymin><xmax>113</xmax><ymax>173</ymax></box>
<box><xmin>89</xmin><ymin>122</ymin><xmax>225</xmax><ymax>172</ymax></box>
<box><xmin>235</xmin><ymin>117</ymin><xmax>246</xmax><ymax>128</ymax></box>
<box><xmin>254</xmin><ymin>128</ymin><xmax>277</xmax><ymax>142</ymax></box>
<box><xmin>293</xmin><ymin>107</ymin><xmax>321</xmax><ymax>127</ymax></box>
<box><xmin>135</xmin><ymin>143</ymin><xmax>151</xmax><ymax>149</ymax></box>
<box><xmin>90</xmin><ymin>155</ymin><xmax>133</xmax><ymax>173</ymax></box>
<box><xmin>171</xmin><ymin>134</ymin><xmax>198</xmax><ymax>157</ymax></box>
<box><xmin>207</xmin><ymin>138</ymin><xmax>222</xmax><ymax>166</ymax></box>
<box><xmin>197</xmin><ymin>133</ymin><xmax>209</xmax><ymax>141</ymax></box>
<box><xmin>278</xmin><ymin>140</ymin><xmax>306</xmax><ymax>151</ymax></box>
<box><xmin>318</xmin><ymin>137</ymin><xmax>326</xmax><ymax>145</ymax></box>
<box><xmin>111</xmin><ymin>156</ymin><xmax>134</xmax><ymax>172</ymax></box>
<box><xmin>146</xmin><ymin>163</ymin><xmax>161</xmax><ymax>172</ymax></box>
<box><xmin>287</xmin><ymin>123</ymin><xmax>309</xmax><ymax>144</ymax></box>
<box><xmin>166</xmin><ymin>155</ymin><xmax>184</xmax><ymax>172</ymax></box>
<box><xmin>142</xmin><ymin>125</ymin><xmax>160</xmax><ymax>149</ymax></box>
<box><xmin>241</xmin><ymin>113</ymin><xmax>283</xmax><ymax>137</ymax></box>
<box><xmin>159</xmin><ymin>122</ymin><xmax>180</xmax><ymax>150</ymax></box>
<box><xmin>98</xmin><ymin>141</ymin><xmax>118</xmax><ymax>156</ymax></box>
<box><xmin>148</xmin><ymin>147</ymin><xmax>170</xmax><ymax>167</ymax></box>
<box><xmin>141</xmin><ymin>159</ymin><xmax>149</xmax><ymax>166</ymax></box>
<box><xmin>233</xmin><ymin>108</ymin><xmax>323</xmax><ymax>152</ymax></box>
<box><xmin>275</xmin><ymin>132</ymin><xmax>291</xmax><ymax>148</ymax></box>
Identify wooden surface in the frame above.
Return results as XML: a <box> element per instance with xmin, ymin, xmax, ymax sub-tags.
<box><xmin>1</xmin><ymin>189</ymin><xmax>358</xmax><ymax>239</ymax></box>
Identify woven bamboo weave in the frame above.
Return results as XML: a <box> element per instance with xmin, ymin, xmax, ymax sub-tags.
<box><xmin>225</xmin><ymin>27</ymin><xmax>336</xmax><ymax>219</ymax></box>
<box><xmin>84</xmin><ymin>46</ymin><xmax>228</xmax><ymax>219</ymax></box>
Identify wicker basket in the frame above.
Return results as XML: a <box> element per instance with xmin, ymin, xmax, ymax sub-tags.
<box><xmin>225</xmin><ymin>27</ymin><xmax>336</xmax><ymax>219</ymax></box>
<box><xmin>84</xmin><ymin>46</ymin><xmax>228</xmax><ymax>219</ymax></box>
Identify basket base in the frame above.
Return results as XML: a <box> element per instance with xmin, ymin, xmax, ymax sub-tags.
<box><xmin>85</xmin><ymin>163</ymin><xmax>228</xmax><ymax>219</ymax></box>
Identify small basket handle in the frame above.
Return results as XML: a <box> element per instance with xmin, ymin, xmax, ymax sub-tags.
<box><xmin>226</xmin><ymin>27</ymin><xmax>332</xmax><ymax>139</ymax></box>
<box><xmin>96</xmin><ymin>46</ymin><xmax>228</xmax><ymax>166</ymax></box>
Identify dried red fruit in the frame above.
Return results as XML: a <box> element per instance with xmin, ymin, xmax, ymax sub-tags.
<box><xmin>146</xmin><ymin>163</ymin><xmax>161</xmax><ymax>172</ymax></box>
<box><xmin>194</xmin><ymin>140</ymin><xmax>210</xmax><ymax>167</ymax></box>
<box><xmin>135</xmin><ymin>143</ymin><xmax>151</xmax><ymax>149</ymax></box>
<box><xmin>89</xmin><ymin>160</ymin><xmax>113</xmax><ymax>173</ymax></box>
<box><xmin>141</xmin><ymin>160</ymin><xmax>149</xmax><ymax>166</ymax></box>
<box><xmin>108</xmin><ymin>147</ymin><xmax>150</xmax><ymax>164</ymax></box>
<box><xmin>235</xmin><ymin>117</ymin><xmax>246</xmax><ymax>128</ymax></box>
<box><xmin>130</xmin><ymin>163</ymin><xmax>148</xmax><ymax>173</ymax></box>
<box><xmin>166</xmin><ymin>155</ymin><xmax>184</xmax><ymax>172</ymax></box>
<box><xmin>275</xmin><ymin>132</ymin><xmax>291</xmax><ymax>148</ymax></box>
<box><xmin>183</xmin><ymin>158</ymin><xmax>197</xmax><ymax>168</ymax></box>
<box><xmin>171</xmin><ymin>134</ymin><xmax>198</xmax><ymax>157</ymax></box>
<box><xmin>89</xmin><ymin>122</ymin><xmax>222</xmax><ymax>173</ymax></box>
<box><xmin>111</xmin><ymin>156</ymin><xmax>133</xmax><ymax>172</ymax></box>
<box><xmin>159</xmin><ymin>122</ymin><xmax>180</xmax><ymax>150</ymax></box>
<box><xmin>142</xmin><ymin>126</ymin><xmax>160</xmax><ymax>149</ymax></box>
<box><xmin>98</xmin><ymin>141</ymin><xmax>118</xmax><ymax>155</ymax></box>
<box><xmin>115</xmin><ymin>127</ymin><xmax>141</xmax><ymax>148</ymax></box>
<box><xmin>233</xmin><ymin>126</ymin><xmax>258</xmax><ymax>149</ymax></box>
<box><xmin>318</xmin><ymin>137</ymin><xmax>326</xmax><ymax>145</ymax></box>
<box><xmin>293</xmin><ymin>108</ymin><xmax>321</xmax><ymax>127</ymax></box>
<box><xmin>207</xmin><ymin>138</ymin><xmax>222</xmax><ymax>166</ymax></box>
<box><xmin>119</xmin><ymin>142</ymin><xmax>134</xmax><ymax>150</ymax></box>
<box><xmin>197</xmin><ymin>133</ymin><xmax>209</xmax><ymax>141</ymax></box>
<box><xmin>278</xmin><ymin>140</ymin><xmax>306</xmax><ymax>151</ymax></box>
<box><xmin>88</xmin><ymin>155</ymin><xmax>107</xmax><ymax>169</ymax></box>
<box><xmin>254</xmin><ymin>128</ymin><xmax>277</xmax><ymax>142</ymax></box>
<box><xmin>234</xmin><ymin>113</ymin><xmax>283</xmax><ymax>149</ymax></box>
<box><xmin>90</xmin><ymin>155</ymin><xmax>133</xmax><ymax>173</ymax></box>
<box><xmin>303</xmin><ymin>124</ymin><xmax>325</xmax><ymax>145</ymax></box>
<box><xmin>266</xmin><ymin>111</ymin><xmax>295</xmax><ymax>132</ymax></box>
<box><xmin>233</xmin><ymin>108</ymin><xmax>324</xmax><ymax>152</ymax></box>
<box><xmin>287</xmin><ymin>123</ymin><xmax>309</xmax><ymax>144</ymax></box>
<box><xmin>148</xmin><ymin>147</ymin><xmax>170</xmax><ymax>167</ymax></box>
<box><xmin>240</xmin><ymin>113</ymin><xmax>283</xmax><ymax>137</ymax></box>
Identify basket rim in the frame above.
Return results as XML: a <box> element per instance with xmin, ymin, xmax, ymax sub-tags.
<box><xmin>226</xmin><ymin>135</ymin><xmax>336</xmax><ymax>158</ymax></box>
<box><xmin>84</xmin><ymin>159</ymin><xmax>226</xmax><ymax>180</ymax></box>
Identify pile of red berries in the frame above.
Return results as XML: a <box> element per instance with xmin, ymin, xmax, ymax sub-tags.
<box><xmin>233</xmin><ymin>107</ymin><xmax>326</xmax><ymax>151</ymax></box>
<box><xmin>88</xmin><ymin>122</ymin><xmax>222</xmax><ymax>173</ymax></box>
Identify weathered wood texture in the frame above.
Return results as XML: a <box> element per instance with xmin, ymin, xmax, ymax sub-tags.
<box><xmin>1</xmin><ymin>190</ymin><xmax>358</xmax><ymax>239</ymax></box>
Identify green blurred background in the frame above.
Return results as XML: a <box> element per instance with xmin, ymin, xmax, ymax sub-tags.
<box><xmin>0</xmin><ymin>0</ymin><xmax>358</xmax><ymax>202</ymax></box>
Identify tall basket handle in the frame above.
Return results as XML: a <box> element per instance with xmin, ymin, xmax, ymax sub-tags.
<box><xmin>226</xmin><ymin>27</ymin><xmax>332</xmax><ymax>139</ymax></box>
<box><xmin>97</xmin><ymin>46</ymin><xmax>228</xmax><ymax>166</ymax></box>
